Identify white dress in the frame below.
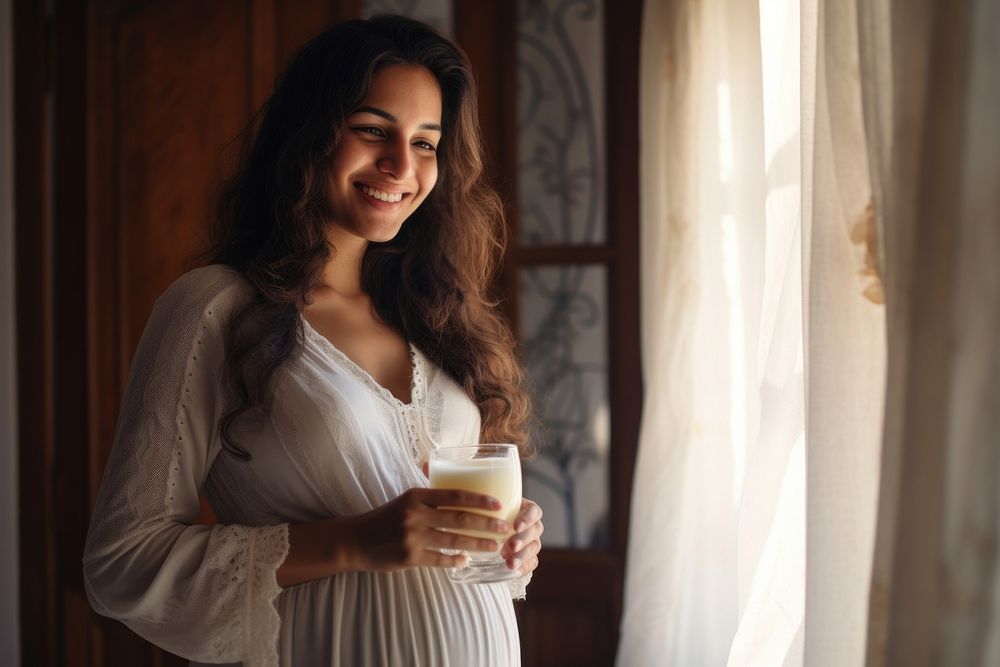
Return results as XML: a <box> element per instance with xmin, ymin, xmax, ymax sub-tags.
<box><xmin>82</xmin><ymin>265</ymin><xmax>528</xmax><ymax>666</ymax></box>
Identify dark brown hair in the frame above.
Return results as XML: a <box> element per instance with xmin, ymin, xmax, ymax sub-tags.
<box><xmin>201</xmin><ymin>15</ymin><xmax>532</xmax><ymax>460</ymax></box>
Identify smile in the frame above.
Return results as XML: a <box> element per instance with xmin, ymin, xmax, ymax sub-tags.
<box><xmin>354</xmin><ymin>182</ymin><xmax>406</xmax><ymax>203</ymax></box>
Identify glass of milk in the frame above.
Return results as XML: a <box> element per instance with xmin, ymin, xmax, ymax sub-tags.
<box><xmin>428</xmin><ymin>443</ymin><xmax>523</xmax><ymax>584</ymax></box>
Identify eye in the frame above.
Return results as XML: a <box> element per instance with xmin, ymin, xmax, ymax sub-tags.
<box><xmin>414</xmin><ymin>140</ymin><xmax>437</xmax><ymax>152</ymax></box>
<box><xmin>354</xmin><ymin>126</ymin><xmax>385</xmax><ymax>138</ymax></box>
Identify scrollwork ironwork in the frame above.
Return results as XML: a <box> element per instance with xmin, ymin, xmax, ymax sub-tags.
<box><xmin>521</xmin><ymin>265</ymin><xmax>608</xmax><ymax>548</ymax></box>
<box><xmin>518</xmin><ymin>0</ymin><xmax>603</xmax><ymax>245</ymax></box>
<box><xmin>518</xmin><ymin>0</ymin><xmax>608</xmax><ymax>548</ymax></box>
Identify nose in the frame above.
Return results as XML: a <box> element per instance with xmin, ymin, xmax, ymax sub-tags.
<box><xmin>376</xmin><ymin>137</ymin><xmax>413</xmax><ymax>180</ymax></box>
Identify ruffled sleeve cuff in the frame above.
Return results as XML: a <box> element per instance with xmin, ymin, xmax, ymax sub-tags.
<box><xmin>244</xmin><ymin>524</ymin><xmax>291</xmax><ymax>667</ymax></box>
<box><xmin>507</xmin><ymin>571</ymin><xmax>532</xmax><ymax>601</ymax></box>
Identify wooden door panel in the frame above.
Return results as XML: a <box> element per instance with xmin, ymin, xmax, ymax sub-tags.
<box><xmin>115</xmin><ymin>0</ymin><xmax>249</xmax><ymax>356</ymax></box>
<box><xmin>521</xmin><ymin>602</ymin><xmax>617</xmax><ymax>666</ymax></box>
<box><xmin>89</xmin><ymin>4</ymin><xmax>260</xmax><ymax>665</ymax></box>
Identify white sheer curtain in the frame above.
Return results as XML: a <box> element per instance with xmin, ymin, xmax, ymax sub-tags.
<box><xmin>864</xmin><ymin>0</ymin><xmax>1000</xmax><ymax>663</ymax></box>
<box><xmin>619</xmin><ymin>0</ymin><xmax>888</xmax><ymax>664</ymax></box>
<box><xmin>802</xmin><ymin>0</ymin><xmax>887</xmax><ymax>663</ymax></box>
<box><xmin>619</xmin><ymin>0</ymin><xmax>808</xmax><ymax>664</ymax></box>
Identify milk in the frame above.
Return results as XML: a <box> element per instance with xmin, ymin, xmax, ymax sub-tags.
<box><xmin>429</xmin><ymin>458</ymin><xmax>522</xmax><ymax>541</ymax></box>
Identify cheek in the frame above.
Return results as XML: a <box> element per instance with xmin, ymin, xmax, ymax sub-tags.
<box><xmin>422</xmin><ymin>165</ymin><xmax>439</xmax><ymax>197</ymax></box>
<box><xmin>328</xmin><ymin>140</ymin><xmax>361</xmax><ymax>183</ymax></box>
<box><xmin>324</xmin><ymin>174</ymin><xmax>342</xmax><ymax>211</ymax></box>
<box><xmin>326</xmin><ymin>161</ymin><xmax>345</xmax><ymax>193</ymax></box>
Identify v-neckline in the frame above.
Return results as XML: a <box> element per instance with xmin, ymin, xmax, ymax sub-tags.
<box><xmin>299</xmin><ymin>312</ymin><xmax>422</xmax><ymax>408</ymax></box>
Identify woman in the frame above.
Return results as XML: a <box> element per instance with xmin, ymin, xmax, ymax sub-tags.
<box><xmin>82</xmin><ymin>15</ymin><xmax>543</xmax><ymax>666</ymax></box>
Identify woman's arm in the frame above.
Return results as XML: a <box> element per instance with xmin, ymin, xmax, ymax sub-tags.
<box><xmin>83</xmin><ymin>268</ymin><xmax>289</xmax><ymax>666</ymax></box>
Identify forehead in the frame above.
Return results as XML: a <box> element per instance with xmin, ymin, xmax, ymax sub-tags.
<box><xmin>360</xmin><ymin>64</ymin><xmax>443</xmax><ymax>123</ymax></box>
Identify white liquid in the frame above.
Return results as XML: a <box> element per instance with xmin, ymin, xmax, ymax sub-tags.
<box><xmin>429</xmin><ymin>459</ymin><xmax>522</xmax><ymax>540</ymax></box>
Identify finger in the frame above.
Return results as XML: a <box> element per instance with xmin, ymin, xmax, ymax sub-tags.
<box><xmin>420</xmin><ymin>488</ymin><xmax>502</xmax><ymax>511</ymax></box>
<box><xmin>422</xmin><ymin>549</ymin><xmax>470</xmax><ymax>569</ymax></box>
<box><xmin>507</xmin><ymin>549</ymin><xmax>540</xmax><ymax>574</ymax></box>
<box><xmin>505</xmin><ymin>538</ymin><xmax>541</xmax><ymax>566</ymax></box>
<box><xmin>502</xmin><ymin>521</ymin><xmax>544</xmax><ymax>557</ymax></box>
<box><xmin>513</xmin><ymin>501</ymin><xmax>543</xmax><ymax>532</ymax></box>
<box><xmin>436</xmin><ymin>509</ymin><xmax>511</xmax><ymax>536</ymax></box>
<box><xmin>425</xmin><ymin>528</ymin><xmax>501</xmax><ymax>554</ymax></box>
<box><xmin>421</xmin><ymin>461</ymin><xmax>429</xmax><ymax>478</ymax></box>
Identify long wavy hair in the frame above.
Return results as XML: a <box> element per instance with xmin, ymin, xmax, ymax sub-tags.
<box><xmin>200</xmin><ymin>15</ymin><xmax>533</xmax><ymax>461</ymax></box>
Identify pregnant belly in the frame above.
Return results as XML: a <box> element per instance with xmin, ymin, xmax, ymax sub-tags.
<box><xmin>274</xmin><ymin>568</ymin><xmax>520</xmax><ymax>667</ymax></box>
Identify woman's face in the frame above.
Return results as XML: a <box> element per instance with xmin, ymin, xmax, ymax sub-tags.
<box><xmin>326</xmin><ymin>64</ymin><xmax>443</xmax><ymax>243</ymax></box>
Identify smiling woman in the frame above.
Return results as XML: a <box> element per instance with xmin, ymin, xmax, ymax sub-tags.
<box><xmin>81</xmin><ymin>15</ymin><xmax>542</xmax><ymax>667</ymax></box>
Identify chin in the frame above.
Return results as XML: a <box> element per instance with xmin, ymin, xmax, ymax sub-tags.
<box><xmin>366</xmin><ymin>224</ymin><xmax>406</xmax><ymax>243</ymax></box>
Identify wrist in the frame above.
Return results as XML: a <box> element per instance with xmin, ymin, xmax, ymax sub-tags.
<box><xmin>277</xmin><ymin>515</ymin><xmax>364</xmax><ymax>588</ymax></box>
<box><xmin>330</xmin><ymin>515</ymin><xmax>364</xmax><ymax>573</ymax></box>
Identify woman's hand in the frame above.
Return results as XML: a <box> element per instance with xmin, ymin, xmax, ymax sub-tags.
<box><xmin>346</xmin><ymin>488</ymin><xmax>512</xmax><ymax>572</ymax></box>
<box><xmin>501</xmin><ymin>498</ymin><xmax>543</xmax><ymax>576</ymax></box>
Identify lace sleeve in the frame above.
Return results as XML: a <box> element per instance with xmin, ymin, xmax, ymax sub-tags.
<box><xmin>82</xmin><ymin>267</ymin><xmax>290</xmax><ymax>667</ymax></box>
<box><xmin>507</xmin><ymin>572</ymin><xmax>532</xmax><ymax>601</ymax></box>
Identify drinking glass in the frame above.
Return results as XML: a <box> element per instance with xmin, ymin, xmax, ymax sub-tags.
<box><xmin>428</xmin><ymin>444</ymin><xmax>523</xmax><ymax>584</ymax></box>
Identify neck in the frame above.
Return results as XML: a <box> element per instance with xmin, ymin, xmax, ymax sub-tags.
<box><xmin>316</xmin><ymin>225</ymin><xmax>368</xmax><ymax>300</ymax></box>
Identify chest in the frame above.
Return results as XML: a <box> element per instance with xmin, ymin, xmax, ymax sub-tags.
<box><xmin>301</xmin><ymin>303</ymin><xmax>413</xmax><ymax>404</ymax></box>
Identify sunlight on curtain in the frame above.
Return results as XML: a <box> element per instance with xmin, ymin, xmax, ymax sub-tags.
<box><xmin>619</xmin><ymin>0</ymin><xmax>806</xmax><ymax>664</ymax></box>
<box><xmin>624</xmin><ymin>0</ymin><xmax>1000</xmax><ymax>663</ymax></box>
<box><xmin>801</xmin><ymin>0</ymin><xmax>888</xmax><ymax>660</ymax></box>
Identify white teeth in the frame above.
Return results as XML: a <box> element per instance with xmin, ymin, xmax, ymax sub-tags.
<box><xmin>361</xmin><ymin>185</ymin><xmax>403</xmax><ymax>203</ymax></box>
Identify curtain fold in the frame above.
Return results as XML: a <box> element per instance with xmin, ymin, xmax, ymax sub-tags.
<box><xmin>617</xmin><ymin>1</ymin><xmax>703</xmax><ymax>663</ymax></box>
<box><xmin>803</xmin><ymin>0</ymin><xmax>887</xmax><ymax>664</ymax></box>
<box><xmin>866</xmin><ymin>0</ymin><xmax>1000</xmax><ymax>664</ymax></box>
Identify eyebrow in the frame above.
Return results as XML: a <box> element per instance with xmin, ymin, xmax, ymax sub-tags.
<box><xmin>351</xmin><ymin>106</ymin><xmax>442</xmax><ymax>132</ymax></box>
